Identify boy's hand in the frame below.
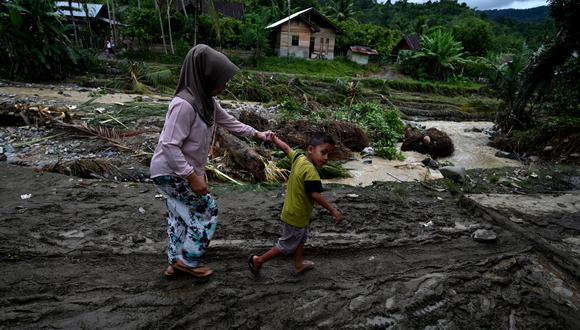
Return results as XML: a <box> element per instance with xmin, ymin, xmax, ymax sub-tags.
<box><xmin>255</xmin><ymin>130</ymin><xmax>274</xmax><ymax>142</ymax></box>
<box><xmin>331</xmin><ymin>208</ymin><xmax>344</xmax><ymax>222</ymax></box>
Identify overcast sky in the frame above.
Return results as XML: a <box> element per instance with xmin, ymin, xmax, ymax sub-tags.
<box><xmin>391</xmin><ymin>0</ymin><xmax>548</xmax><ymax>10</ymax></box>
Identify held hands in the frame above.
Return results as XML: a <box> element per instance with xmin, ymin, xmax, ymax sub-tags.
<box><xmin>255</xmin><ymin>130</ymin><xmax>275</xmax><ymax>142</ymax></box>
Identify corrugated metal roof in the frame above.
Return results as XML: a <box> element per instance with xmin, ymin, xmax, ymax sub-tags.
<box><xmin>266</xmin><ymin>7</ymin><xmax>313</xmax><ymax>29</ymax></box>
<box><xmin>403</xmin><ymin>35</ymin><xmax>421</xmax><ymax>50</ymax></box>
<box><xmin>266</xmin><ymin>7</ymin><xmax>341</xmax><ymax>33</ymax></box>
<box><xmin>56</xmin><ymin>2</ymin><xmax>103</xmax><ymax>18</ymax></box>
<box><xmin>350</xmin><ymin>46</ymin><xmax>378</xmax><ymax>55</ymax></box>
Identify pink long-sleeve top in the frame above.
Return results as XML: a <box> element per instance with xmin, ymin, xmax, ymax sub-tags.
<box><xmin>150</xmin><ymin>96</ymin><xmax>257</xmax><ymax>179</ymax></box>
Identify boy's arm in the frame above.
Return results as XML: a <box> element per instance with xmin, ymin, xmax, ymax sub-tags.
<box><xmin>271</xmin><ymin>135</ymin><xmax>292</xmax><ymax>156</ymax></box>
<box><xmin>311</xmin><ymin>192</ymin><xmax>343</xmax><ymax>221</ymax></box>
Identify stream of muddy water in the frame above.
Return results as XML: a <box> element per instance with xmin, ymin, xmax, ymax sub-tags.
<box><xmin>327</xmin><ymin>121</ymin><xmax>520</xmax><ymax>186</ymax></box>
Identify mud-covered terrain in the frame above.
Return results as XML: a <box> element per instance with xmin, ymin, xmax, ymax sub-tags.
<box><xmin>1</xmin><ymin>162</ymin><xmax>579</xmax><ymax>329</ymax></box>
<box><xmin>1</xmin><ymin>82</ymin><xmax>580</xmax><ymax>329</ymax></box>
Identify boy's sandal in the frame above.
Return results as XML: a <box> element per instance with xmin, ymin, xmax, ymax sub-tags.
<box><xmin>248</xmin><ymin>255</ymin><xmax>260</xmax><ymax>277</ymax></box>
<box><xmin>173</xmin><ymin>260</ymin><xmax>214</xmax><ymax>278</ymax></box>
<box><xmin>291</xmin><ymin>260</ymin><xmax>315</xmax><ymax>277</ymax></box>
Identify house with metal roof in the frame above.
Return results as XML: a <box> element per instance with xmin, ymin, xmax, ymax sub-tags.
<box><xmin>347</xmin><ymin>46</ymin><xmax>378</xmax><ymax>65</ymax></box>
<box><xmin>390</xmin><ymin>35</ymin><xmax>421</xmax><ymax>63</ymax></box>
<box><xmin>266</xmin><ymin>7</ymin><xmax>342</xmax><ymax>60</ymax></box>
<box><xmin>55</xmin><ymin>2</ymin><xmax>123</xmax><ymax>25</ymax></box>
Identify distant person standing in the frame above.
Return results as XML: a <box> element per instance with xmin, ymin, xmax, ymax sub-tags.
<box><xmin>150</xmin><ymin>44</ymin><xmax>272</xmax><ymax>278</ymax></box>
<box><xmin>104</xmin><ymin>36</ymin><xmax>113</xmax><ymax>59</ymax></box>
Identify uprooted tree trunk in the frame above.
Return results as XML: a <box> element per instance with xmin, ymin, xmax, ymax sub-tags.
<box><xmin>215</xmin><ymin>128</ymin><xmax>266</xmax><ymax>182</ymax></box>
<box><xmin>275</xmin><ymin>120</ymin><xmax>370</xmax><ymax>160</ymax></box>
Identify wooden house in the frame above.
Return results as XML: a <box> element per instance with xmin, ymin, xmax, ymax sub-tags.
<box><xmin>390</xmin><ymin>35</ymin><xmax>421</xmax><ymax>63</ymax></box>
<box><xmin>266</xmin><ymin>8</ymin><xmax>342</xmax><ymax>60</ymax></box>
<box><xmin>347</xmin><ymin>46</ymin><xmax>378</xmax><ymax>65</ymax></box>
<box><xmin>56</xmin><ymin>2</ymin><xmax>124</xmax><ymax>47</ymax></box>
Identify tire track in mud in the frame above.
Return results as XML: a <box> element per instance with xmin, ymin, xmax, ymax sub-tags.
<box><xmin>1</xmin><ymin>163</ymin><xmax>579</xmax><ymax>329</ymax></box>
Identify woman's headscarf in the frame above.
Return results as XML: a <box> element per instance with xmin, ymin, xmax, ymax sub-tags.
<box><xmin>174</xmin><ymin>44</ymin><xmax>240</xmax><ymax>126</ymax></box>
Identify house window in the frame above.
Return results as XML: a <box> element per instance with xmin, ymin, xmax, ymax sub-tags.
<box><xmin>291</xmin><ymin>35</ymin><xmax>299</xmax><ymax>46</ymax></box>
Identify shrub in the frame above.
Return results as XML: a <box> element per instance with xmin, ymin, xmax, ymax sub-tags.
<box><xmin>335</xmin><ymin>102</ymin><xmax>405</xmax><ymax>160</ymax></box>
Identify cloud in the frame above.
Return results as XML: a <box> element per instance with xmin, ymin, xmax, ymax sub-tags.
<box><xmin>387</xmin><ymin>0</ymin><xmax>548</xmax><ymax>10</ymax></box>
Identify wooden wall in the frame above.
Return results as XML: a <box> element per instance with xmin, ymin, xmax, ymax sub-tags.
<box><xmin>312</xmin><ymin>27</ymin><xmax>336</xmax><ymax>60</ymax></box>
<box><xmin>273</xmin><ymin>19</ymin><xmax>337</xmax><ymax>60</ymax></box>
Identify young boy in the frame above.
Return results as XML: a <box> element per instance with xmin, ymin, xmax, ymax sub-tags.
<box><xmin>248</xmin><ymin>132</ymin><xmax>344</xmax><ymax>276</ymax></box>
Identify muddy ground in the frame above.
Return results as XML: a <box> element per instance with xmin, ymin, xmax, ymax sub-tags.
<box><xmin>1</xmin><ymin>83</ymin><xmax>580</xmax><ymax>329</ymax></box>
<box><xmin>2</xmin><ymin>161</ymin><xmax>580</xmax><ymax>329</ymax></box>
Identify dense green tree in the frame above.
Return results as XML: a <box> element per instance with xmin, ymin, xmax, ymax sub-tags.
<box><xmin>0</xmin><ymin>0</ymin><xmax>85</xmax><ymax>80</ymax></box>
<box><xmin>124</xmin><ymin>6</ymin><xmax>159</xmax><ymax>45</ymax></box>
<box><xmin>335</xmin><ymin>20</ymin><xmax>399</xmax><ymax>59</ymax></box>
<box><xmin>452</xmin><ymin>17</ymin><xmax>493</xmax><ymax>56</ymax></box>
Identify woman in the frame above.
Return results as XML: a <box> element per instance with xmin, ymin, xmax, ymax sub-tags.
<box><xmin>150</xmin><ymin>44</ymin><xmax>270</xmax><ymax>277</ymax></box>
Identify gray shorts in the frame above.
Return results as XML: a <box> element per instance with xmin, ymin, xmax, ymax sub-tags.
<box><xmin>275</xmin><ymin>222</ymin><xmax>308</xmax><ymax>254</ymax></box>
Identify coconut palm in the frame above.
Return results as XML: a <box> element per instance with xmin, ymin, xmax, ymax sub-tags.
<box><xmin>325</xmin><ymin>0</ymin><xmax>355</xmax><ymax>22</ymax></box>
<box><xmin>496</xmin><ymin>0</ymin><xmax>579</xmax><ymax>130</ymax></box>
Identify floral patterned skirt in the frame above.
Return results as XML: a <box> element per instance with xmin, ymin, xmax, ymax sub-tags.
<box><xmin>153</xmin><ymin>175</ymin><xmax>218</xmax><ymax>268</ymax></box>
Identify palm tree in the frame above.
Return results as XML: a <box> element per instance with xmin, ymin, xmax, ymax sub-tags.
<box><xmin>166</xmin><ymin>0</ymin><xmax>175</xmax><ymax>54</ymax></box>
<box><xmin>414</xmin><ymin>29</ymin><xmax>466</xmax><ymax>80</ymax></box>
<box><xmin>325</xmin><ymin>0</ymin><xmax>355</xmax><ymax>22</ymax></box>
<box><xmin>154</xmin><ymin>0</ymin><xmax>167</xmax><ymax>54</ymax></box>
<box><xmin>497</xmin><ymin>0</ymin><xmax>579</xmax><ymax>130</ymax></box>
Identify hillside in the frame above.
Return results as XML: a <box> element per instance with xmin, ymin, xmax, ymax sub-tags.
<box><xmin>480</xmin><ymin>6</ymin><xmax>550</xmax><ymax>23</ymax></box>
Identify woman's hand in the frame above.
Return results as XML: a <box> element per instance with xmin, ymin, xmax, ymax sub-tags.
<box><xmin>255</xmin><ymin>130</ymin><xmax>274</xmax><ymax>142</ymax></box>
<box><xmin>187</xmin><ymin>173</ymin><xmax>210</xmax><ymax>195</ymax></box>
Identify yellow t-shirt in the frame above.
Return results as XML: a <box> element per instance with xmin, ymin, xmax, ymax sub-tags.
<box><xmin>281</xmin><ymin>150</ymin><xmax>322</xmax><ymax>228</ymax></box>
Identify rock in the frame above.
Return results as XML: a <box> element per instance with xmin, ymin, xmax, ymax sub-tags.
<box><xmin>509</xmin><ymin>216</ymin><xmax>524</xmax><ymax>224</ymax></box>
<box><xmin>497</xmin><ymin>177</ymin><xmax>511</xmax><ymax>186</ymax></box>
<box><xmin>472</xmin><ymin>229</ymin><xmax>497</xmax><ymax>242</ymax></box>
<box><xmin>528</xmin><ymin>155</ymin><xmax>539</xmax><ymax>162</ymax></box>
<box><xmin>543</xmin><ymin>145</ymin><xmax>553</xmax><ymax>152</ymax></box>
<box><xmin>362</xmin><ymin>146</ymin><xmax>374</xmax><ymax>156</ymax></box>
<box><xmin>495</xmin><ymin>151</ymin><xmax>520</xmax><ymax>161</ymax></box>
<box><xmin>362</xmin><ymin>159</ymin><xmax>372</xmax><ymax>164</ymax></box>
<box><xmin>421</xmin><ymin>157</ymin><xmax>439</xmax><ymax>169</ymax></box>
<box><xmin>570</xmin><ymin>153</ymin><xmax>579</xmax><ymax>158</ymax></box>
<box><xmin>439</xmin><ymin>166</ymin><xmax>466</xmax><ymax>183</ymax></box>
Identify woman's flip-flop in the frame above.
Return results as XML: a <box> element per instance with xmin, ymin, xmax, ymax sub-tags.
<box><xmin>291</xmin><ymin>260</ymin><xmax>315</xmax><ymax>277</ymax></box>
<box><xmin>173</xmin><ymin>260</ymin><xmax>214</xmax><ymax>278</ymax></box>
<box><xmin>163</xmin><ymin>265</ymin><xmax>175</xmax><ymax>277</ymax></box>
